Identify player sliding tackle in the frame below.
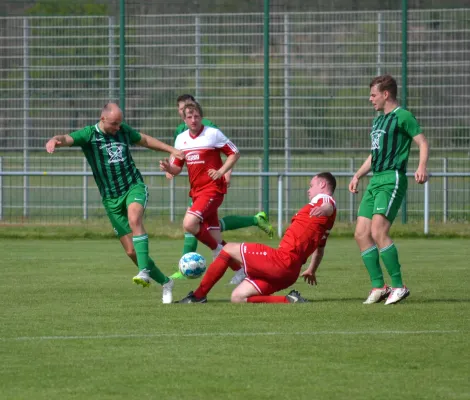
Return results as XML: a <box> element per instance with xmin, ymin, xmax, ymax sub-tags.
<box><xmin>160</xmin><ymin>102</ymin><xmax>241</xmax><ymax>265</ymax></box>
<box><xmin>176</xmin><ymin>172</ymin><xmax>337</xmax><ymax>304</ymax></box>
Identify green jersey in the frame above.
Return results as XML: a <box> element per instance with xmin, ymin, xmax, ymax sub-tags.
<box><xmin>370</xmin><ymin>107</ymin><xmax>422</xmax><ymax>173</ymax></box>
<box><xmin>173</xmin><ymin>118</ymin><xmax>218</xmax><ymax>142</ymax></box>
<box><xmin>70</xmin><ymin>122</ymin><xmax>144</xmax><ymax>199</ymax></box>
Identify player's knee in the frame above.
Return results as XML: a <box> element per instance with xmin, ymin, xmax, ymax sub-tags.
<box><xmin>354</xmin><ymin>227</ymin><xmax>369</xmax><ymax>243</ymax></box>
<box><xmin>231</xmin><ymin>292</ymin><xmax>246</xmax><ymax>303</ymax></box>
<box><xmin>183</xmin><ymin>219</ymin><xmax>199</xmax><ymax>234</ymax></box>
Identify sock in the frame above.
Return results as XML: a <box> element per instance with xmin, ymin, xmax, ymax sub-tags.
<box><xmin>193</xmin><ymin>250</ymin><xmax>231</xmax><ymax>298</ymax></box>
<box><xmin>148</xmin><ymin>257</ymin><xmax>169</xmax><ymax>285</ymax></box>
<box><xmin>219</xmin><ymin>215</ymin><xmax>256</xmax><ymax>232</ymax></box>
<box><xmin>228</xmin><ymin>258</ymin><xmax>241</xmax><ymax>271</ymax></box>
<box><xmin>247</xmin><ymin>295</ymin><xmax>289</xmax><ymax>303</ymax></box>
<box><xmin>194</xmin><ymin>227</ymin><xmax>218</xmax><ymax>250</ymax></box>
<box><xmin>182</xmin><ymin>233</ymin><xmax>198</xmax><ymax>255</ymax></box>
<box><xmin>133</xmin><ymin>234</ymin><xmax>150</xmax><ymax>272</ymax></box>
<box><xmin>380</xmin><ymin>243</ymin><xmax>403</xmax><ymax>288</ymax></box>
<box><xmin>361</xmin><ymin>245</ymin><xmax>385</xmax><ymax>288</ymax></box>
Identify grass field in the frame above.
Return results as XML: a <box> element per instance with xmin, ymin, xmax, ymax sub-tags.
<box><xmin>1</xmin><ymin>237</ymin><xmax>469</xmax><ymax>400</ymax></box>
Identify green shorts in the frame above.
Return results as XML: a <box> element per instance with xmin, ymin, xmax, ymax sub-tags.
<box><xmin>102</xmin><ymin>183</ymin><xmax>148</xmax><ymax>237</ymax></box>
<box><xmin>357</xmin><ymin>170</ymin><xmax>407</xmax><ymax>223</ymax></box>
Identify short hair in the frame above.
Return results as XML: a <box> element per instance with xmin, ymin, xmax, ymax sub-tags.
<box><xmin>177</xmin><ymin>94</ymin><xmax>195</xmax><ymax>104</ymax></box>
<box><xmin>316</xmin><ymin>172</ymin><xmax>336</xmax><ymax>194</ymax></box>
<box><xmin>183</xmin><ymin>101</ymin><xmax>204</xmax><ymax>118</ymax></box>
<box><xmin>369</xmin><ymin>75</ymin><xmax>397</xmax><ymax>100</ymax></box>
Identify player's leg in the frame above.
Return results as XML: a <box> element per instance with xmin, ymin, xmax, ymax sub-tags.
<box><xmin>356</xmin><ymin>182</ymin><xmax>389</xmax><ymax>304</ymax></box>
<box><xmin>176</xmin><ymin>242</ymin><xmax>243</xmax><ymax>303</ymax></box>
<box><xmin>219</xmin><ymin>211</ymin><xmax>274</xmax><ymax>238</ymax></box>
<box><xmin>371</xmin><ymin>172</ymin><xmax>409</xmax><ymax>305</ymax></box>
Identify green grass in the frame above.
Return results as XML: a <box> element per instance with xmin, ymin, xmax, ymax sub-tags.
<box><xmin>1</xmin><ymin>238</ymin><xmax>469</xmax><ymax>399</ymax></box>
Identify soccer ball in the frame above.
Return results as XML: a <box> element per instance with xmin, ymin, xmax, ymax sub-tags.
<box><xmin>178</xmin><ymin>252</ymin><xmax>207</xmax><ymax>279</ymax></box>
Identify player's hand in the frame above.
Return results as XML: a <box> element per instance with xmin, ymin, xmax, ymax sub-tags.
<box><xmin>415</xmin><ymin>165</ymin><xmax>428</xmax><ymax>184</ymax></box>
<box><xmin>165</xmin><ymin>172</ymin><xmax>174</xmax><ymax>180</ymax></box>
<box><xmin>171</xmin><ymin>149</ymin><xmax>184</xmax><ymax>160</ymax></box>
<box><xmin>309</xmin><ymin>203</ymin><xmax>333</xmax><ymax>218</ymax></box>
<box><xmin>159</xmin><ymin>158</ymin><xmax>171</xmax><ymax>172</ymax></box>
<box><xmin>348</xmin><ymin>175</ymin><xmax>360</xmax><ymax>194</ymax></box>
<box><xmin>45</xmin><ymin>139</ymin><xmax>60</xmax><ymax>154</ymax></box>
<box><xmin>300</xmin><ymin>269</ymin><xmax>317</xmax><ymax>286</ymax></box>
<box><xmin>224</xmin><ymin>172</ymin><xmax>231</xmax><ymax>188</ymax></box>
<box><xmin>208</xmin><ymin>169</ymin><xmax>223</xmax><ymax>180</ymax></box>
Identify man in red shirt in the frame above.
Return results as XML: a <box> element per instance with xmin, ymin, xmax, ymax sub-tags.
<box><xmin>177</xmin><ymin>172</ymin><xmax>337</xmax><ymax>304</ymax></box>
<box><xmin>160</xmin><ymin>102</ymin><xmax>240</xmax><ymax>259</ymax></box>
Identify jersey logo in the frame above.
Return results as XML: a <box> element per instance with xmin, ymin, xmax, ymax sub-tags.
<box><xmin>101</xmin><ymin>143</ymin><xmax>124</xmax><ymax>164</ymax></box>
<box><xmin>371</xmin><ymin>129</ymin><xmax>385</xmax><ymax>150</ymax></box>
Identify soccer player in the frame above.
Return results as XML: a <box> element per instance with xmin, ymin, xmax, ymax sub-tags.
<box><xmin>168</xmin><ymin>95</ymin><xmax>274</xmax><ymax>281</ymax></box>
<box><xmin>176</xmin><ymin>172</ymin><xmax>337</xmax><ymax>304</ymax></box>
<box><xmin>45</xmin><ymin>103</ymin><xmax>182</xmax><ymax>304</ymax></box>
<box><xmin>349</xmin><ymin>75</ymin><xmax>429</xmax><ymax>305</ymax></box>
<box><xmin>160</xmin><ymin>101</ymin><xmax>241</xmax><ymax>263</ymax></box>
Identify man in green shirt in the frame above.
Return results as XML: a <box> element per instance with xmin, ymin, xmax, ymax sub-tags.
<box><xmin>45</xmin><ymin>103</ymin><xmax>183</xmax><ymax>304</ymax></box>
<box><xmin>349</xmin><ymin>75</ymin><xmax>429</xmax><ymax>305</ymax></box>
<box><xmin>168</xmin><ymin>94</ymin><xmax>274</xmax><ymax>282</ymax></box>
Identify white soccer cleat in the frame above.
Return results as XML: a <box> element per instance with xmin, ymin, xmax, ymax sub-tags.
<box><xmin>384</xmin><ymin>286</ymin><xmax>410</xmax><ymax>305</ymax></box>
<box><xmin>133</xmin><ymin>269</ymin><xmax>151</xmax><ymax>287</ymax></box>
<box><xmin>162</xmin><ymin>279</ymin><xmax>174</xmax><ymax>304</ymax></box>
<box><xmin>229</xmin><ymin>268</ymin><xmax>246</xmax><ymax>285</ymax></box>
<box><xmin>212</xmin><ymin>243</ymin><xmax>224</xmax><ymax>260</ymax></box>
<box><xmin>363</xmin><ymin>285</ymin><xmax>391</xmax><ymax>304</ymax></box>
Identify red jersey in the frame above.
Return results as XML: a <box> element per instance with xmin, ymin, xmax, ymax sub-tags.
<box><xmin>279</xmin><ymin>194</ymin><xmax>336</xmax><ymax>267</ymax></box>
<box><xmin>171</xmin><ymin>125</ymin><xmax>238</xmax><ymax>197</ymax></box>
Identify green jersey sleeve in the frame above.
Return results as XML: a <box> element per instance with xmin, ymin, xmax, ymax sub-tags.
<box><xmin>398</xmin><ymin>110</ymin><xmax>422</xmax><ymax>138</ymax></box>
<box><xmin>120</xmin><ymin>122</ymin><xmax>142</xmax><ymax>144</ymax></box>
<box><xmin>69</xmin><ymin>126</ymin><xmax>94</xmax><ymax>146</ymax></box>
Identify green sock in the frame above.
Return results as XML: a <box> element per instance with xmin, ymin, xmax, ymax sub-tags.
<box><xmin>219</xmin><ymin>215</ymin><xmax>256</xmax><ymax>232</ymax></box>
<box><xmin>380</xmin><ymin>243</ymin><xmax>403</xmax><ymax>288</ymax></box>
<box><xmin>183</xmin><ymin>233</ymin><xmax>198</xmax><ymax>255</ymax></box>
<box><xmin>148</xmin><ymin>257</ymin><xmax>169</xmax><ymax>285</ymax></box>
<box><xmin>133</xmin><ymin>234</ymin><xmax>150</xmax><ymax>271</ymax></box>
<box><xmin>361</xmin><ymin>245</ymin><xmax>385</xmax><ymax>288</ymax></box>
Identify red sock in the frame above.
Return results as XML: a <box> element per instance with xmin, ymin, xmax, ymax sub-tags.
<box><xmin>194</xmin><ymin>227</ymin><xmax>218</xmax><ymax>250</ymax></box>
<box><xmin>194</xmin><ymin>250</ymin><xmax>231</xmax><ymax>298</ymax></box>
<box><xmin>228</xmin><ymin>258</ymin><xmax>241</xmax><ymax>272</ymax></box>
<box><xmin>247</xmin><ymin>296</ymin><xmax>289</xmax><ymax>303</ymax></box>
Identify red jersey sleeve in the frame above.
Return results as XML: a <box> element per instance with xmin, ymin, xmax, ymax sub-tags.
<box><xmin>214</xmin><ymin>129</ymin><xmax>238</xmax><ymax>156</ymax></box>
<box><xmin>170</xmin><ymin>155</ymin><xmax>185</xmax><ymax>168</ymax></box>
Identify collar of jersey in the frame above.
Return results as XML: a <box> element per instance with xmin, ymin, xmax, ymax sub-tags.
<box><xmin>189</xmin><ymin>125</ymin><xmax>205</xmax><ymax>139</ymax></box>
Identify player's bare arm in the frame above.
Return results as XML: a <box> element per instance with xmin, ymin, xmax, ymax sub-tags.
<box><xmin>348</xmin><ymin>154</ymin><xmax>372</xmax><ymax>194</ymax></box>
<box><xmin>137</xmin><ymin>133</ymin><xmax>184</xmax><ymax>160</ymax></box>
<box><xmin>309</xmin><ymin>202</ymin><xmax>334</xmax><ymax>218</ymax></box>
<box><xmin>45</xmin><ymin>134</ymin><xmax>74</xmax><ymax>153</ymax></box>
<box><xmin>413</xmin><ymin>133</ymin><xmax>429</xmax><ymax>184</ymax></box>
<box><xmin>300</xmin><ymin>246</ymin><xmax>325</xmax><ymax>285</ymax></box>
<box><xmin>159</xmin><ymin>158</ymin><xmax>182</xmax><ymax>176</ymax></box>
<box><xmin>208</xmin><ymin>153</ymin><xmax>240</xmax><ymax>180</ymax></box>
<box><xmin>224</xmin><ymin>169</ymin><xmax>233</xmax><ymax>188</ymax></box>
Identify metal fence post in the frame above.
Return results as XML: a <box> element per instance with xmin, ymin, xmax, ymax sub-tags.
<box><xmin>424</xmin><ymin>180</ymin><xmax>429</xmax><ymax>235</ymax></box>
<box><xmin>349</xmin><ymin>157</ymin><xmax>354</xmax><ymax>223</ymax></box>
<box><xmin>109</xmin><ymin>16</ymin><xmax>115</xmax><ymax>101</ymax></box>
<box><xmin>83</xmin><ymin>158</ymin><xmax>88</xmax><ymax>220</ymax></box>
<box><xmin>170</xmin><ymin>176</ymin><xmax>175</xmax><ymax>222</ymax></box>
<box><xmin>258</xmin><ymin>157</ymin><xmax>262</xmax><ymax>211</ymax></box>
<box><xmin>443</xmin><ymin>157</ymin><xmax>447</xmax><ymax>223</ymax></box>
<box><xmin>23</xmin><ymin>17</ymin><xmax>30</xmax><ymax>218</ymax></box>
<box><xmin>0</xmin><ymin>157</ymin><xmax>3</xmax><ymax>220</ymax></box>
<box><xmin>195</xmin><ymin>15</ymin><xmax>201</xmax><ymax>99</ymax></box>
<box><xmin>277</xmin><ymin>174</ymin><xmax>283</xmax><ymax>238</ymax></box>
<box><xmin>284</xmin><ymin>13</ymin><xmax>290</xmax><ymax>223</ymax></box>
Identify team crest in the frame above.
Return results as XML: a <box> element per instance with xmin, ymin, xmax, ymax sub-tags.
<box><xmin>370</xmin><ymin>129</ymin><xmax>385</xmax><ymax>150</ymax></box>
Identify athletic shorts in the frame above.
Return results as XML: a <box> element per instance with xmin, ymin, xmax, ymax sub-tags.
<box><xmin>239</xmin><ymin>242</ymin><xmax>300</xmax><ymax>295</ymax></box>
<box><xmin>187</xmin><ymin>192</ymin><xmax>224</xmax><ymax>230</ymax></box>
<box><xmin>102</xmin><ymin>183</ymin><xmax>148</xmax><ymax>237</ymax></box>
<box><xmin>358</xmin><ymin>170</ymin><xmax>408</xmax><ymax>223</ymax></box>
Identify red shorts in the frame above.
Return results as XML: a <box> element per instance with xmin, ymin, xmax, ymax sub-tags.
<box><xmin>239</xmin><ymin>242</ymin><xmax>300</xmax><ymax>295</ymax></box>
<box><xmin>187</xmin><ymin>192</ymin><xmax>224</xmax><ymax>230</ymax></box>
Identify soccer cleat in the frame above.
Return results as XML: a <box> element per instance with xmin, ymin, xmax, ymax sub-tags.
<box><xmin>286</xmin><ymin>290</ymin><xmax>308</xmax><ymax>303</ymax></box>
<box><xmin>229</xmin><ymin>268</ymin><xmax>246</xmax><ymax>285</ymax></box>
<box><xmin>133</xmin><ymin>269</ymin><xmax>151</xmax><ymax>287</ymax></box>
<box><xmin>384</xmin><ymin>286</ymin><xmax>410</xmax><ymax>305</ymax></box>
<box><xmin>162</xmin><ymin>279</ymin><xmax>174</xmax><ymax>304</ymax></box>
<box><xmin>363</xmin><ymin>285</ymin><xmax>391</xmax><ymax>304</ymax></box>
<box><xmin>255</xmin><ymin>211</ymin><xmax>274</xmax><ymax>239</ymax></box>
<box><xmin>176</xmin><ymin>291</ymin><xmax>207</xmax><ymax>304</ymax></box>
<box><xmin>169</xmin><ymin>270</ymin><xmax>186</xmax><ymax>280</ymax></box>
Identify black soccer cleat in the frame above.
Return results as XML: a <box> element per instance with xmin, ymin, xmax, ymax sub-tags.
<box><xmin>285</xmin><ymin>290</ymin><xmax>308</xmax><ymax>303</ymax></box>
<box><xmin>176</xmin><ymin>291</ymin><xmax>207</xmax><ymax>304</ymax></box>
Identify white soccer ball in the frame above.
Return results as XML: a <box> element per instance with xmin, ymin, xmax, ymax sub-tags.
<box><xmin>178</xmin><ymin>252</ymin><xmax>207</xmax><ymax>279</ymax></box>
